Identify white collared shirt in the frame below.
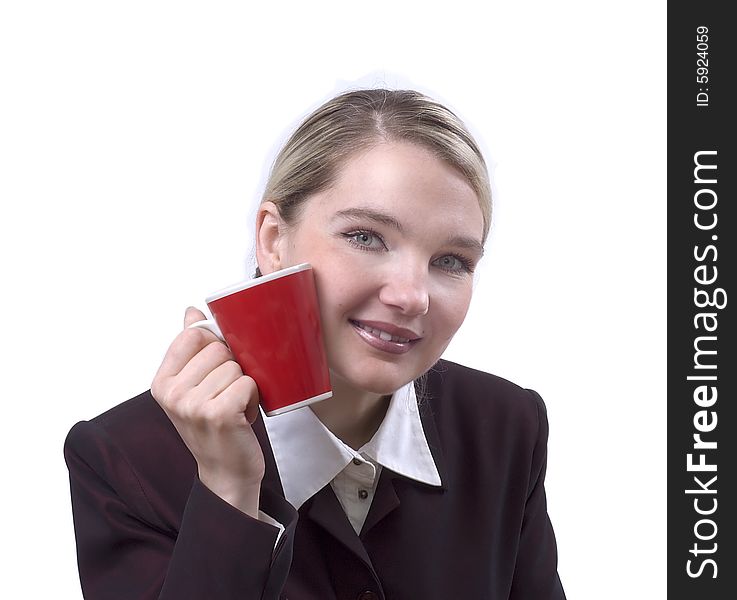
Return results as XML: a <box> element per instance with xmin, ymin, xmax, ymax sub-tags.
<box><xmin>260</xmin><ymin>380</ymin><xmax>442</xmax><ymax>537</ymax></box>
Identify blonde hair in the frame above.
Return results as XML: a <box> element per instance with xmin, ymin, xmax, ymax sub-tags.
<box><xmin>256</xmin><ymin>88</ymin><xmax>491</xmax><ymax>276</ymax></box>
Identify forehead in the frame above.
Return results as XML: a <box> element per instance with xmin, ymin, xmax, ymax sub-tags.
<box><xmin>305</xmin><ymin>142</ymin><xmax>484</xmax><ymax>240</ymax></box>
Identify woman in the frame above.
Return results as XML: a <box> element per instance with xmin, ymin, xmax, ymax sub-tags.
<box><xmin>65</xmin><ymin>89</ymin><xmax>567</xmax><ymax>599</ymax></box>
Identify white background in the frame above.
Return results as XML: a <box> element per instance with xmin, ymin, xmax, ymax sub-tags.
<box><xmin>0</xmin><ymin>1</ymin><xmax>665</xmax><ymax>598</ymax></box>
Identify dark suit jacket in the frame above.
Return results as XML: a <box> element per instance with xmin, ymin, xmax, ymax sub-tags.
<box><xmin>64</xmin><ymin>359</ymin><xmax>566</xmax><ymax>599</ymax></box>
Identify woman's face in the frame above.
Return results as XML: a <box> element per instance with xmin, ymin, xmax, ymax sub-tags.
<box><xmin>267</xmin><ymin>141</ymin><xmax>484</xmax><ymax>396</ymax></box>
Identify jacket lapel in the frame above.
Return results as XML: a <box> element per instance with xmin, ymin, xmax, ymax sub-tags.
<box><xmin>359</xmin><ymin>467</ymin><xmax>400</xmax><ymax>537</ymax></box>
<box><xmin>305</xmin><ymin>485</ymin><xmax>375</xmax><ymax>569</ymax></box>
<box><xmin>361</xmin><ymin>375</ymin><xmax>449</xmax><ymax>536</ymax></box>
<box><xmin>254</xmin><ymin>411</ymin><xmax>376</xmax><ymax>572</ymax></box>
<box><xmin>251</xmin><ymin>370</ymin><xmax>449</xmax><ymax>571</ymax></box>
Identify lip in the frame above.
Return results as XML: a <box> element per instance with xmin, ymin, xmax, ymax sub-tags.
<box><xmin>349</xmin><ymin>319</ymin><xmax>422</xmax><ymax>355</ymax></box>
<box><xmin>350</xmin><ymin>320</ymin><xmax>422</xmax><ymax>341</ymax></box>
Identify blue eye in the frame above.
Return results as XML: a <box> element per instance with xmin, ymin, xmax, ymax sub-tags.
<box><xmin>352</xmin><ymin>232</ymin><xmax>374</xmax><ymax>246</ymax></box>
<box><xmin>344</xmin><ymin>230</ymin><xmax>386</xmax><ymax>250</ymax></box>
<box><xmin>433</xmin><ymin>255</ymin><xmax>475</xmax><ymax>273</ymax></box>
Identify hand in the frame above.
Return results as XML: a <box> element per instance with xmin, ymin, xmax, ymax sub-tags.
<box><xmin>151</xmin><ymin>307</ymin><xmax>265</xmax><ymax>517</ymax></box>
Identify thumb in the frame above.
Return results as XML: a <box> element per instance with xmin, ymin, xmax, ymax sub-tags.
<box><xmin>183</xmin><ymin>306</ymin><xmax>207</xmax><ymax>328</ymax></box>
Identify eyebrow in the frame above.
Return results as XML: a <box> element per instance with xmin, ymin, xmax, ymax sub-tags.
<box><xmin>445</xmin><ymin>235</ymin><xmax>485</xmax><ymax>257</ymax></box>
<box><xmin>332</xmin><ymin>207</ymin><xmax>405</xmax><ymax>232</ymax></box>
<box><xmin>332</xmin><ymin>207</ymin><xmax>484</xmax><ymax>257</ymax></box>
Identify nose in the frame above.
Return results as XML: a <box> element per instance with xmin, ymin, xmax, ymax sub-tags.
<box><xmin>378</xmin><ymin>260</ymin><xmax>430</xmax><ymax>316</ymax></box>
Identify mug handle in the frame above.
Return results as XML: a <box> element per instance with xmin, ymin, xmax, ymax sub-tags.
<box><xmin>187</xmin><ymin>319</ymin><xmax>226</xmax><ymax>343</ymax></box>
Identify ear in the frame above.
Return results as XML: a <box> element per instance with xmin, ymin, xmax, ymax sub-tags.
<box><xmin>255</xmin><ymin>201</ymin><xmax>288</xmax><ymax>275</ymax></box>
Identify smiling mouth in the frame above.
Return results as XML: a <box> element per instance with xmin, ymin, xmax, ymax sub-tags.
<box><xmin>349</xmin><ymin>319</ymin><xmax>422</xmax><ymax>345</ymax></box>
<box><xmin>349</xmin><ymin>321</ymin><xmax>418</xmax><ymax>355</ymax></box>
<box><xmin>354</xmin><ymin>322</ymin><xmax>411</xmax><ymax>343</ymax></box>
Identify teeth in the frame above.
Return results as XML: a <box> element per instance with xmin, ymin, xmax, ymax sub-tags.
<box><xmin>356</xmin><ymin>322</ymin><xmax>411</xmax><ymax>343</ymax></box>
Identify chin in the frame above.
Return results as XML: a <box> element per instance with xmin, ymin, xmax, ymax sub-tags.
<box><xmin>329</xmin><ymin>361</ymin><xmax>424</xmax><ymax>396</ymax></box>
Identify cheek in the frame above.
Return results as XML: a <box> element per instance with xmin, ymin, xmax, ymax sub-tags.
<box><xmin>311</xmin><ymin>259</ymin><xmax>366</xmax><ymax>319</ymax></box>
<box><xmin>436</xmin><ymin>286</ymin><xmax>474</xmax><ymax>332</ymax></box>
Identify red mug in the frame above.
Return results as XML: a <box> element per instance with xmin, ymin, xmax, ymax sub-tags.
<box><xmin>189</xmin><ymin>263</ymin><xmax>332</xmax><ymax>416</ymax></box>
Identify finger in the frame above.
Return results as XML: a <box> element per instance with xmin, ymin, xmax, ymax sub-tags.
<box><xmin>168</xmin><ymin>336</ymin><xmax>234</xmax><ymax>390</ymax></box>
<box><xmin>217</xmin><ymin>375</ymin><xmax>261</xmax><ymax>424</ymax></box>
<box><xmin>155</xmin><ymin>326</ymin><xmax>222</xmax><ymax>381</ymax></box>
<box><xmin>244</xmin><ymin>391</ymin><xmax>260</xmax><ymax>425</ymax></box>
<box><xmin>184</xmin><ymin>306</ymin><xmax>207</xmax><ymax>328</ymax></box>
<box><xmin>194</xmin><ymin>357</ymin><xmax>244</xmax><ymax>399</ymax></box>
<box><xmin>187</xmin><ymin>373</ymin><xmax>258</xmax><ymax>429</ymax></box>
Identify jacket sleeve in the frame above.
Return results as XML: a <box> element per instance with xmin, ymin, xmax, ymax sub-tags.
<box><xmin>509</xmin><ymin>390</ymin><xmax>567</xmax><ymax>600</ymax></box>
<box><xmin>64</xmin><ymin>419</ymin><xmax>297</xmax><ymax>600</ymax></box>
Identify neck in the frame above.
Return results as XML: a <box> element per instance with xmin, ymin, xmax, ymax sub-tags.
<box><xmin>309</xmin><ymin>373</ymin><xmax>392</xmax><ymax>450</ymax></box>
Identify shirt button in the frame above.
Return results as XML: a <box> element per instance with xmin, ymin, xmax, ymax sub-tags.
<box><xmin>353</xmin><ymin>458</ymin><xmax>362</xmax><ymax>466</ymax></box>
<box><xmin>357</xmin><ymin>591</ymin><xmax>378</xmax><ymax>600</ymax></box>
<box><xmin>358</xmin><ymin>489</ymin><xmax>369</xmax><ymax>500</ymax></box>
